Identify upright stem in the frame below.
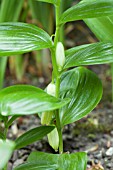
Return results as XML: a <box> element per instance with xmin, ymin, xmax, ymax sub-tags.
<box><xmin>55</xmin><ymin>73</ymin><xmax>63</xmax><ymax>154</ymax></box>
<box><xmin>51</xmin><ymin>0</ymin><xmax>63</xmax><ymax>154</ymax></box>
<box><xmin>3</xmin><ymin>117</ymin><xmax>8</xmax><ymax>170</ymax></box>
<box><xmin>3</xmin><ymin>116</ymin><xmax>8</xmax><ymax>140</ymax></box>
<box><xmin>54</xmin><ymin>2</ymin><xmax>61</xmax><ymax>47</ymax></box>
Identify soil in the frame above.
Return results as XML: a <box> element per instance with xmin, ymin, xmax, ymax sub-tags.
<box><xmin>1</xmin><ymin>21</ymin><xmax>113</xmax><ymax>170</ymax></box>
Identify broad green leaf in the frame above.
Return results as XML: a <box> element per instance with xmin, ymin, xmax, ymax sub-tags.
<box><xmin>0</xmin><ymin>140</ymin><xmax>15</xmax><ymax>169</ymax></box>
<box><xmin>0</xmin><ymin>85</ymin><xmax>70</xmax><ymax>116</ymax></box>
<box><xmin>60</xmin><ymin>0</ymin><xmax>113</xmax><ymax>24</ymax></box>
<box><xmin>58</xmin><ymin>152</ymin><xmax>87</xmax><ymax>170</ymax></box>
<box><xmin>15</xmin><ymin>126</ymin><xmax>55</xmax><ymax>149</ymax></box>
<box><xmin>28</xmin><ymin>151</ymin><xmax>87</xmax><ymax>170</ymax></box>
<box><xmin>0</xmin><ymin>22</ymin><xmax>53</xmax><ymax>56</ymax></box>
<box><xmin>60</xmin><ymin>67</ymin><xmax>102</xmax><ymax>126</ymax></box>
<box><xmin>64</xmin><ymin>42</ymin><xmax>113</xmax><ymax>69</ymax></box>
<box><xmin>14</xmin><ymin>151</ymin><xmax>87</xmax><ymax>170</ymax></box>
<box><xmin>27</xmin><ymin>151</ymin><xmax>59</xmax><ymax>164</ymax></box>
<box><xmin>35</xmin><ymin>0</ymin><xmax>57</xmax><ymax>4</ymax></box>
<box><xmin>84</xmin><ymin>16</ymin><xmax>113</xmax><ymax>100</ymax></box>
<box><xmin>85</xmin><ymin>16</ymin><xmax>113</xmax><ymax>41</ymax></box>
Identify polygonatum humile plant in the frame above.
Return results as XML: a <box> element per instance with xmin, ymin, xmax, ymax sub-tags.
<box><xmin>0</xmin><ymin>0</ymin><xmax>113</xmax><ymax>169</ymax></box>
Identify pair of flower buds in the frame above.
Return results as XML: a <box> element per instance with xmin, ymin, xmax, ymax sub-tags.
<box><xmin>41</xmin><ymin>42</ymin><xmax>65</xmax><ymax>151</ymax></box>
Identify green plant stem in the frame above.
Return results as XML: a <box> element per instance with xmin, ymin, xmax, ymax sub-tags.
<box><xmin>51</xmin><ymin>48</ymin><xmax>58</xmax><ymax>83</ymax></box>
<box><xmin>2</xmin><ymin>117</ymin><xmax>8</xmax><ymax>170</ymax></box>
<box><xmin>55</xmin><ymin>73</ymin><xmax>63</xmax><ymax>154</ymax></box>
<box><xmin>54</xmin><ymin>2</ymin><xmax>61</xmax><ymax>47</ymax></box>
<box><xmin>55</xmin><ymin>74</ymin><xmax>60</xmax><ymax>98</ymax></box>
<box><xmin>4</xmin><ymin>117</ymin><xmax>8</xmax><ymax>140</ymax></box>
<box><xmin>51</xmin><ymin>1</ymin><xmax>61</xmax><ymax>82</ymax></box>
<box><xmin>51</xmin><ymin>0</ymin><xmax>63</xmax><ymax>154</ymax></box>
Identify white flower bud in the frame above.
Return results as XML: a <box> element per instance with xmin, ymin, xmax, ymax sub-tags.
<box><xmin>46</xmin><ymin>83</ymin><xmax>56</xmax><ymax>96</ymax></box>
<box><xmin>41</xmin><ymin>83</ymin><xmax>55</xmax><ymax>125</ymax></box>
<box><xmin>56</xmin><ymin>42</ymin><xmax>65</xmax><ymax>71</ymax></box>
<box><xmin>48</xmin><ymin>127</ymin><xmax>59</xmax><ymax>152</ymax></box>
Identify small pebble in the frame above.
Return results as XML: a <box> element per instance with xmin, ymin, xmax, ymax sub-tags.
<box><xmin>11</xmin><ymin>123</ymin><xmax>18</xmax><ymax>135</ymax></box>
<box><xmin>13</xmin><ymin>159</ymin><xmax>23</xmax><ymax>168</ymax></box>
<box><xmin>94</xmin><ymin>152</ymin><xmax>102</xmax><ymax>159</ymax></box>
<box><xmin>12</xmin><ymin>150</ymin><xmax>18</xmax><ymax>162</ymax></box>
<box><xmin>106</xmin><ymin>147</ymin><xmax>113</xmax><ymax>156</ymax></box>
<box><xmin>106</xmin><ymin>163</ymin><xmax>113</xmax><ymax>168</ymax></box>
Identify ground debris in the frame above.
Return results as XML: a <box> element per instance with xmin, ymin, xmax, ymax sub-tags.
<box><xmin>87</xmin><ymin>161</ymin><xmax>104</xmax><ymax>170</ymax></box>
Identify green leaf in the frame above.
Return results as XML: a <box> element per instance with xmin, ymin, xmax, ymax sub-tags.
<box><xmin>15</xmin><ymin>126</ymin><xmax>55</xmax><ymax>149</ymax></box>
<box><xmin>35</xmin><ymin>0</ymin><xmax>57</xmax><ymax>4</ymax></box>
<box><xmin>64</xmin><ymin>42</ymin><xmax>113</xmax><ymax>68</ymax></box>
<box><xmin>60</xmin><ymin>67</ymin><xmax>102</xmax><ymax>126</ymax></box>
<box><xmin>60</xmin><ymin>0</ymin><xmax>113</xmax><ymax>24</ymax></box>
<box><xmin>58</xmin><ymin>152</ymin><xmax>87</xmax><ymax>170</ymax></box>
<box><xmin>0</xmin><ymin>140</ymin><xmax>15</xmax><ymax>169</ymax></box>
<box><xmin>14</xmin><ymin>151</ymin><xmax>87</xmax><ymax>170</ymax></box>
<box><xmin>28</xmin><ymin>151</ymin><xmax>59</xmax><ymax>164</ymax></box>
<box><xmin>85</xmin><ymin>16</ymin><xmax>113</xmax><ymax>41</ymax></box>
<box><xmin>0</xmin><ymin>85</ymin><xmax>70</xmax><ymax>116</ymax></box>
<box><xmin>14</xmin><ymin>163</ymin><xmax>57</xmax><ymax>170</ymax></box>
<box><xmin>84</xmin><ymin>15</ymin><xmax>113</xmax><ymax>100</ymax></box>
<box><xmin>0</xmin><ymin>22</ymin><xmax>53</xmax><ymax>56</ymax></box>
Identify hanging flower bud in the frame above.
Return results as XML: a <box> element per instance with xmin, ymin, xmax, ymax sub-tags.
<box><xmin>46</xmin><ymin>83</ymin><xmax>56</xmax><ymax>96</ymax></box>
<box><xmin>41</xmin><ymin>111</ymin><xmax>54</xmax><ymax>125</ymax></box>
<box><xmin>41</xmin><ymin>83</ymin><xmax>55</xmax><ymax>125</ymax></box>
<box><xmin>56</xmin><ymin>42</ymin><xmax>65</xmax><ymax>71</ymax></box>
<box><xmin>48</xmin><ymin>127</ymin><xmax>59</xmax><ymax>152</ymax></box>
